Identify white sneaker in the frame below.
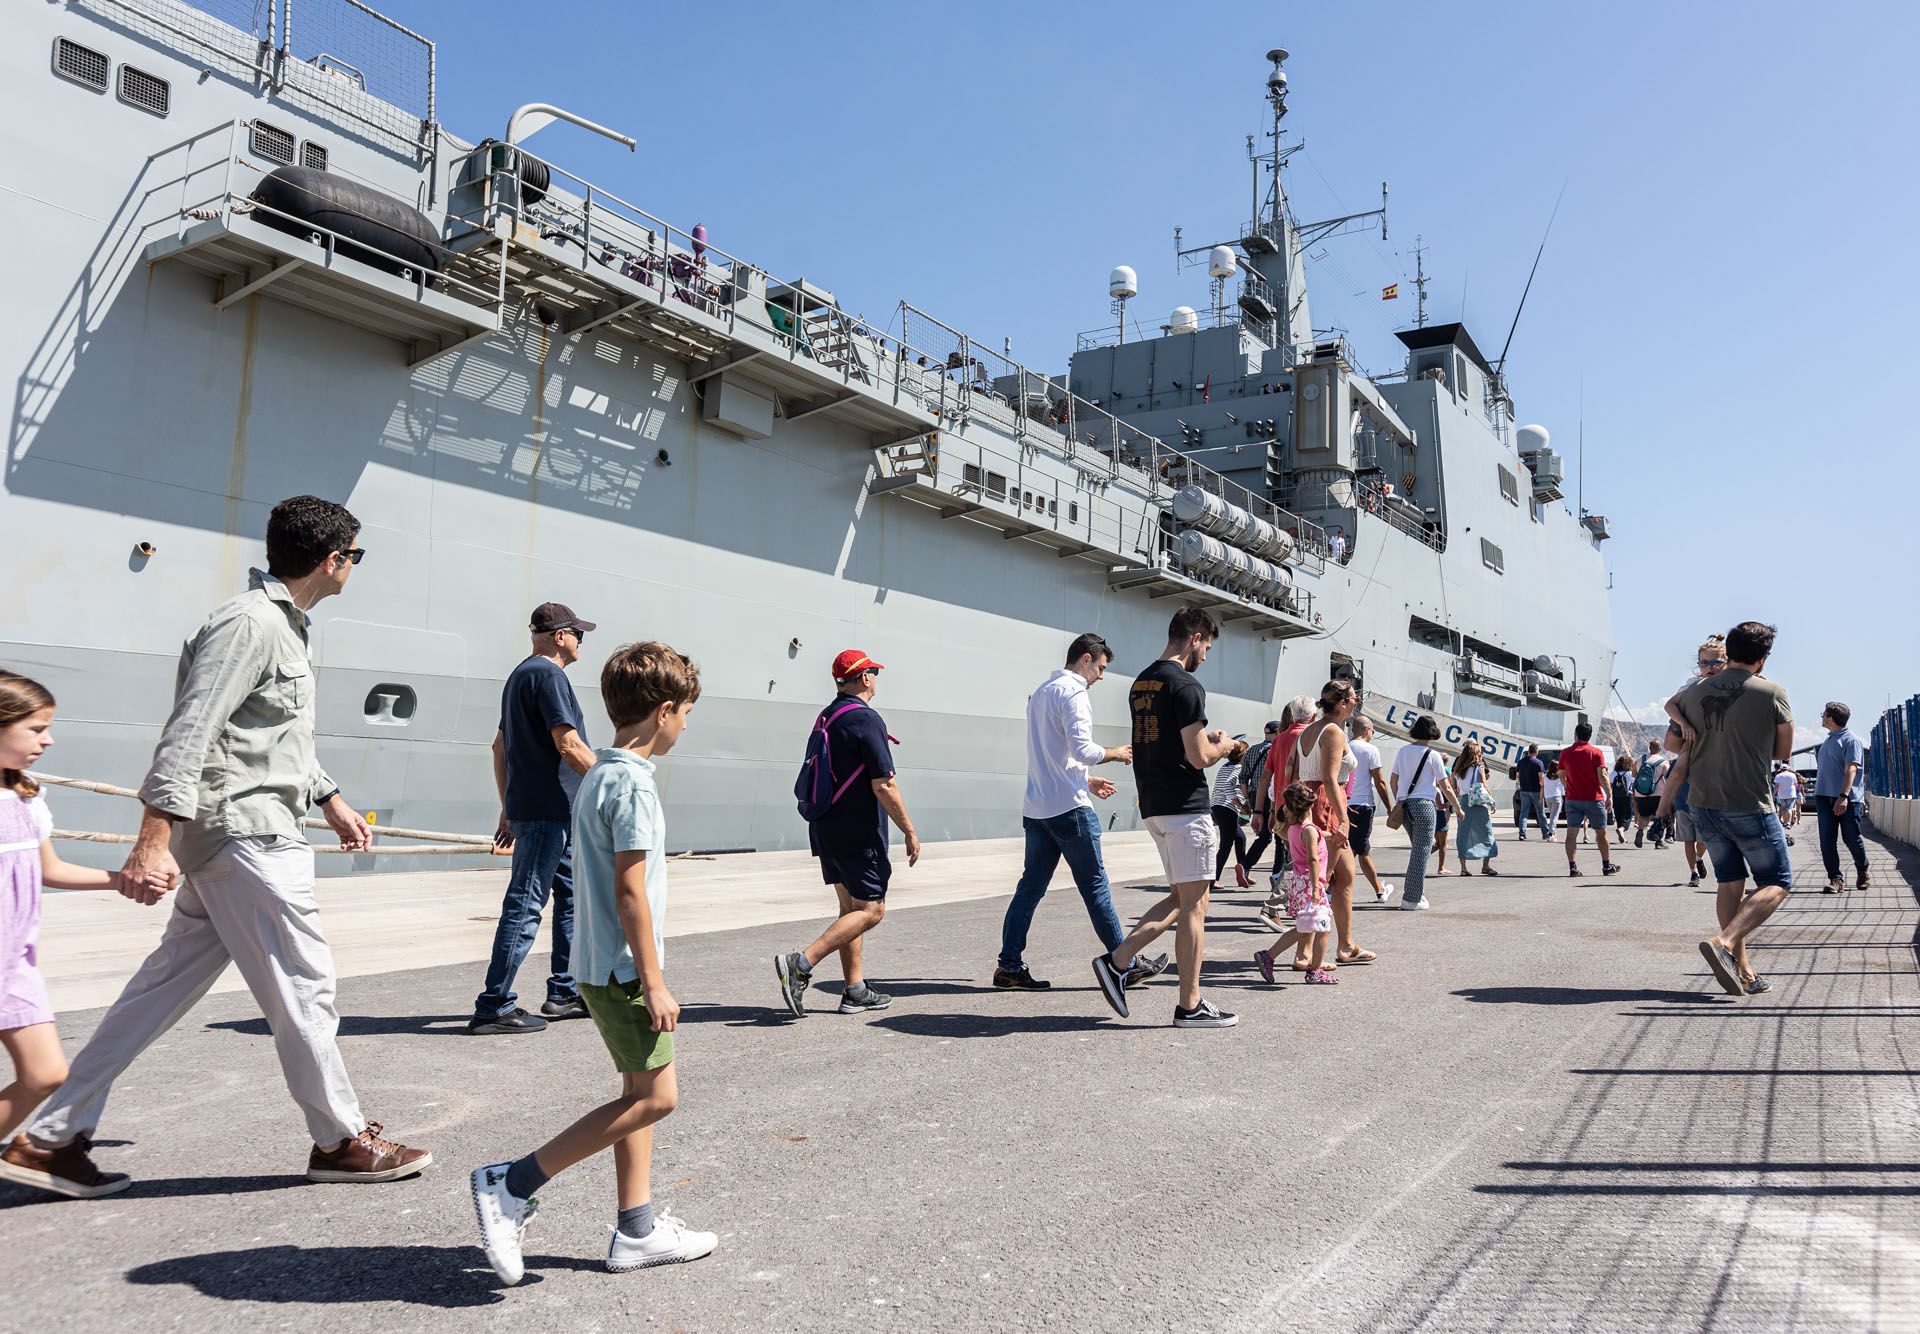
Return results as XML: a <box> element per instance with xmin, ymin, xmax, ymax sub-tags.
<box><xmin>1376</xmin><ymin>881</ymin><xmax>1398</xmax><ymax>902</ymax></box>
<box><xmin>606</xmin><ymin>1213</ymin><xmax>718</xmax><ymax>1272</ymax></box>
<box><xmin>470</xmin><ymin>1162</ymin><xmax>539</xmax><ymax>1286</ymax></box>
<box><xmin>1256</xmin><ymin>909</ymin><xmax>1290</xmax><ymax>932</ymax></box>
<box><xmin>1400</xmin><ymin>897</ymin><xmax>1431</xmax><ymax>911</ymax></box>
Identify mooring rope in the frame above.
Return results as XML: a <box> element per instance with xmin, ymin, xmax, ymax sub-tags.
<box><xmin>28</xmin><ymin>772</ymin><xmax>498</xmax><ymax>856</ymax></box>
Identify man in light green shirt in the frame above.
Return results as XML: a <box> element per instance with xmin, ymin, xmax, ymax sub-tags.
<box><xmin>14</xmin><ymin>497</ymin><xmax>430</xmax><ymax>1200</ymax></box>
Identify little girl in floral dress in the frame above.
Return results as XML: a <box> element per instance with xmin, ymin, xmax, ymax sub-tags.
<box><xmin>0</xmin><ymin>671</ymin><xmax>151</xmax><ymax>1196</ymax></box>
<box><xmin>1251</xmin><ymin>782</ymin><xmax>1336</xmax><ymax>985</ymax></box>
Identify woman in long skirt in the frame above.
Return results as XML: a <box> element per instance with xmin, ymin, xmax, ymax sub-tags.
<box><xmin>1451</xmin><ymin>740</ymin><xmax>1499</xmax><ymax>875</ymax></box>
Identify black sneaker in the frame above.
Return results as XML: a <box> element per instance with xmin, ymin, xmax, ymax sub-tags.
<box><xmin>1568</xmin><ymin>864</ymin><xmax>1583</xmax><ymax>878</ymax></box>
<box><xmin>1687</xmin><ymin>872</ymin><xmax>1700</xmax><ymax>887</ymax></box>
<box><xmin>1602</xmin><ymin>862</ymin><xmax>1622</xmax><ymax>876</ymax></box>
<box><xmin>1123</xmin><ymin>953</ymin><xmax>1170</xmax><ymax>989</ymax></box>
<box><xmin>1634</xmin><ymin>829</ymin><xmax>1644</xmax><ymax>848</ymax></box>
<box><xmin>1171</xmin><ymin>998</ymin><xmax>1238</xmax><ymax>1029</ymax></box>
<box><xmin>539</xmin><ymin>996</ymin><xmax>588</xmax><ymax>1021</ymax></box>
<box><xmin>1091</xmin><ymin>954</ymin><xmax>1130</xmax><ymax>1018</ymax></box>
<box><xmin>775</xmin><ymin>951</ymin><xmax>812</xmax><ymax>1017</ymax></box>
<box><xmin>1695</xmin><ymin>859</ymin><xmax>1708</xmax><ymax>879</ymax></box>
<box><xmin>467</xmin><ymin>1007</ymin><xmax>548</xmax><ymax>1035</ymax></box>
<box><xmin>992</xmin><ymin>966</ymin><xmax>1050</xmax><ymax>991</ymax></box>
<box><xmin>837</xmin><ymin>986</ymin><xmax>893</xmax><ymax>1014</ymax></box>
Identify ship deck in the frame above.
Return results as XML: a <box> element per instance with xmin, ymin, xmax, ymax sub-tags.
<box><xmin>11</xmin><ymin>820</ymin><xmax>1918</xmax><ymax>1330</ymax></box>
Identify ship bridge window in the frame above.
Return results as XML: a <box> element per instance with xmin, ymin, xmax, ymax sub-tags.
<box><xmin>117</xmin><ymin>64</ymin><xmax>170</xmax><ymax>117</ymax></box>
<box><xmin>53</xmin><ymin>38</ymin><xmax>110</xmax><ymax>92</ymax></box>
<box><xmin>250</xmin><ymin>120</ymin><xmax>296</xmax><ymax>165</ymax></box>
<box><xmin>1497</xmin><ymin>465</ymin><xmax>1520</xmax><ymax>505</ymax></box>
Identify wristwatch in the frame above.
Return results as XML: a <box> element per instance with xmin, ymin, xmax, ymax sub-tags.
<box><xmin>314</xmin><ymin>787</ymin><xmax>342</xmax><ymax>807</ymax></box>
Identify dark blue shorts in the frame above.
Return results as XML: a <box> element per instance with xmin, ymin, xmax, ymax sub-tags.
<box><xmin>817</xmin><ymin>843</ymin><xmax>891</xmax><ymax>901</ymax></box>
<box><xmin>1347</xmin><ymin>804</ymin><xmax>1375</xmax><ymax>855</ymax></box>
<box><xmin>1690</xmin><ymin>807</ymin><xmax>1791</xmax><ymax>888</ymax></box>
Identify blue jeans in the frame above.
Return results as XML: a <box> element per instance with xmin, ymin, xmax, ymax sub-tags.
<box><xmin>998</xmin><ymin>807</ymin><xmax>1124</xmax><ymax>971</ymax></box>
<box><xmin>1691</xmin><ymin>807</ymin><xmax>1792</xmax><ymax>889</ymax></box>
<box><xmin>1814</xmin><ymin>795</ymin><xmax>1867</xmax><ymax>881</ymax></box>
<box><xmin>1515</xmin><ymin>791</ymin><xmax>1548</xmax><ymax>838</ymax></box>
<box><xmin>1400</xmin><ymin>798</ymin><xmax>1437</xmax><ymax>904</ymax></box>
<box><xmin>474</xmin><ymin>819</ymin><xmax>578</xmax><ymax>1019</ymax></box>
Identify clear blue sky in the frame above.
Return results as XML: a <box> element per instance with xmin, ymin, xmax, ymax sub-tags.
<box><xmin>380</xmin><ymin>0</ymin><xmax>1918</xmax><ymax>736</ymax></box>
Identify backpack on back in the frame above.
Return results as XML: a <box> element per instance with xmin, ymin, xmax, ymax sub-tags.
<box><xmin>795</xmin><ymin>700</ymin><xmax>869</xmax><ymax>822</ymax></box>
<box><xmin>1634</xmin><ymin>756</ymin><xmax>1663</xmax><ymax>796</ymax></box>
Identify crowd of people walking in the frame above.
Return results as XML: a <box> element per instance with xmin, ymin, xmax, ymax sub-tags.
<box><xmin>0</xmin><ymin>494</ymin><xmax>1872</xmax><ymax>1287</ymax></box>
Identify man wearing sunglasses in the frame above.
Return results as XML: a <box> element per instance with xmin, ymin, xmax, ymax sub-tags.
<box><xmin>10</xmin><ymin>496</ymin><xmax>431</xmax><ymax>1197</ymax></box>
<box><xmin>470</xmin><ymin>602</ymin><xmax>598</xmax><ymax>1035</ymax></box>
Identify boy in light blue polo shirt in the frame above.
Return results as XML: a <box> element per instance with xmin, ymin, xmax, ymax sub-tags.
<box><xmin>470</xmin><ymin>642</ymin><xmax>716</xmax><ymax>1284</ymax></box>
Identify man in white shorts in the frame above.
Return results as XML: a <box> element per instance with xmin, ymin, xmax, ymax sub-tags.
<box><xmin>1771</xmin><ymin>761</ymin><xmax>1801</xmax><ymax>846</ymax></box>
<box><xmin>1092</xmin><ymin>608</ymin><xmax>1241</xmax><ymax>1028</ymax></box>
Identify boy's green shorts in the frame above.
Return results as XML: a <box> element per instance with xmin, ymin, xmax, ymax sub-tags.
<box><xmin>579</xmin><ymin>977</ymin><xmax>676</xmax><ymax>1072</ymax></box>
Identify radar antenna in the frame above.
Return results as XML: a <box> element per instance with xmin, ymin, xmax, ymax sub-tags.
<box><xmin>1413</xmin><ymin>235</ymin><xmax>1431</xmax><ymax>328</ymax></box>
<box><xmin>1494</xmin><ymin>181</ymin><xmax>1567</xmax><ymax>373</ymax></box>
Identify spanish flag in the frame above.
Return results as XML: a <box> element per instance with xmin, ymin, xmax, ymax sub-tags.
<box><xmin>1382</xmin><ymin>284</ymin><xmax>1399</xmax><ymax>301</ymax></box>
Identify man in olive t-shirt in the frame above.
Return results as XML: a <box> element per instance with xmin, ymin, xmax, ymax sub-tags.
<box><xmin>1672</xmin><ymin>621</ymin><xmax>1795</xmax><ymax>997</ymax></box>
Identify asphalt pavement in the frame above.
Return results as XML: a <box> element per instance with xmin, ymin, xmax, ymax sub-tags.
<box><xmin>3</xmin><ymin>817</ymin><xmax>1916</xmax><ymax>1332</ymax></box>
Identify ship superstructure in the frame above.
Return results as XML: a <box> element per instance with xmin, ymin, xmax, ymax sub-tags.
<box><xmin>1</xmin><ymin>4</ymin><xmax>1615</xmax><ymax>866</ymax></box>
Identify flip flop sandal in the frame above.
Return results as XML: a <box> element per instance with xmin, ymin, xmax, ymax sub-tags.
<box><xmin>1697</xmin><ymin>940</ymin><xmax>1742</xmax><ymax>996</ymax></box>
<box><xmin>1337</xmin><ymin>949</ymin><xmax>1378</xmax><ymax>965</ymax></box>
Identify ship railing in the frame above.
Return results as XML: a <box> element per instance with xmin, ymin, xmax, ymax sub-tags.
<box><xmin>1456</xmin><ymin>652</ymin><xmax>1525</xmax><ymax>695</ymax></box>
<box><xmin>159</xmin><ymin>117</ymin><xmax>505</xmax><ymax>314</ymax></box>
<box><xmin>79</xmin><ymin>0</ymin><xmax>437</xmax><ymax>155</ymax></box>
<box><xmin>1074</xmin><ymin>301</ymin><xmax>1245</xmax><ymax>352</ymax></box>
<box><xmin>894</xmin><ymin>304</ymin><xmax>1329</xmax><ymax>574</ymax></box>
<box><xmin>1348</xmin><ymin>477</ymin><xmax>1445</xmax><ymax>552</ymax></box>
<box><xmin>439</xmin><ymin>139</ymin><xmax>1332</xmax><ymax>579</ymax></box>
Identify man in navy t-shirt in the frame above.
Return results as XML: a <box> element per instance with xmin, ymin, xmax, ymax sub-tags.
<box><xmin>775</xmin><ymin>650</ymin><xmax>921</xmax><ymax>1019</ymax></box>
<box><xmin>1514</xmin><ymin>745</ymin><xmax>1547</xmax><ymax>840</ymax></box>
<box><xmin>470</xmin><ymin>602</ymin><xmax>597</xmax><ymax>1035</ymax></box>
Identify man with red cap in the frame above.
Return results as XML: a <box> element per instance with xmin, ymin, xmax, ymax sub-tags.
<box><xmin>776</xmin><ymin>650</ymin><xmax>921</xmax><ymax>1017</ymax></box>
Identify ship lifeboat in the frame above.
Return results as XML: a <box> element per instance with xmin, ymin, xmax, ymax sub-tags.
<box><xmin>250</xmin><ymin>165</ymin><xmax>445</xmax><ymax>276</ymax></box>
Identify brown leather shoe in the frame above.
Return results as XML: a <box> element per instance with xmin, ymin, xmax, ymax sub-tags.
<box><xmin>1856</xmin><ymin>868</ymin><xmax>1872</xmax><ymax>891</ymax></box>
<box><xmin>0</xmin><ymin>1133</ymin><xmax>132</xmax><ymax>1198</ymax></box>
<box><xmin>306</xmin><ymin>1122</ymin><xmax>432</xmax><ymax>1184</ymax></box>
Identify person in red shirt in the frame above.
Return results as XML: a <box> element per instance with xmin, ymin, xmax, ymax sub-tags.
<box><xmin>1558</xmin><ymin>721</ymin><xmax>1620</xmax><ymax>877</ymax></box>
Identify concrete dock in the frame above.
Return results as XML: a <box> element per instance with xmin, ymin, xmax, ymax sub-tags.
<box><xmin>5</xmin><ymin>820</ymin><xmax>1917</xmax><ymax>1332</ymax></box>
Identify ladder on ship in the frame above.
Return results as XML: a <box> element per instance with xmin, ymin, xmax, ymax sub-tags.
<box><xmin>799</xmin><ymin>306</ymin><xmax>873</xmax><ymax>383</ymax></box>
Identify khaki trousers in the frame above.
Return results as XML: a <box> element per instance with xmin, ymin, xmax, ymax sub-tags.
<box><xmin>28</xmin><ymin>835</ymin><xmax>363</xmax><ymax>1149</ymax></box>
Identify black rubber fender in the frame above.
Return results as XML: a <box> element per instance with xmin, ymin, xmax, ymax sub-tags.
<box><xmin>250</xmin><ymin>165</ymin><xmax>444</xmax><ymax>275</ymax></box>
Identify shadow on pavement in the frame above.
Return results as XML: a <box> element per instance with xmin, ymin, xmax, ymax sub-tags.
<box><xmin>1</xmin><ymin>1174</ymin><xmax>304</xmax><ymax>1210</ymax></box>
<box><xmin>1474</xmin><ymin>1182</ymin><xmax>1920</xmax><ymax>1197</ymax></box>
<box><xmin>125</xmin><ymin>1243</ymin><xmax>594</xmax><ymax>1305</ymax></box>
<box><xmin>870</xmin><ymin>1012</ymin><xmax>1114</xmax><ymax>1039</ymax></box>
<box><xmin>208</xmin><ymin>1015</ymin><xmax>473</xmax><ymax>1038</ymax></box>
<box><xmin>1452</xmin><ymin>986</ymin><xmax>1733</xmax><ymax>1006</ymax></box>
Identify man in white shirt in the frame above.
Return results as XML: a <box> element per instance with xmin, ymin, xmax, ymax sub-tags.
<box><xmin>994</xmin><ymin>634</ymin><xmax>1144</xmax><ymax>990</ymax></box>
<box><xmin>1345</xmin><ymin>715</ymin><xmax>1395</xmax><ymax>901</ymax></box>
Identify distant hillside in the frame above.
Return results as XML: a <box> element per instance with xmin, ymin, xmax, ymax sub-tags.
<box><xmin>1599</xmin><ymin>713</ymin><xmax>1661</xmax><ymax>757</ymax></box>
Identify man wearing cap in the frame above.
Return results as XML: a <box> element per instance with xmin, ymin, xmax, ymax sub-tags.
<box><xmin>469</xmin><ymin>602</ymin><xmax>598</xmax><ymax>1035</ymax></box>
<box><xmin>775</xmin><ymin>650</ymin><xmax>920</xmax><ymax>1017</ymax></box>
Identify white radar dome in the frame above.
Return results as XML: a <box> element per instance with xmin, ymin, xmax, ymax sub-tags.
<box><xmin>1108</xmin><ymin>265</ymin><xmax>1138</xmax><ymax>299</ymax></box>
<box><xmin>1516</xmin><ymin>423</ymin><xmax>1550</xmax><ymax>457</ymax></box>
<box><xmin>1168</xmin><ymin>306</ymin><xmax>1198</xmax><ymax>335</ymax></box>
<box><xmin>1207</xmin><ymin>245</ymin><xmax>1238</xmax><ymax>279</ymax></box>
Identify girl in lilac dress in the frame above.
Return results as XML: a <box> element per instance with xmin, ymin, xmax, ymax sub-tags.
<box><xmin>0</xmin><ymin>671</ymin><xmax>143</xmax><ymax>1167</ymax></box>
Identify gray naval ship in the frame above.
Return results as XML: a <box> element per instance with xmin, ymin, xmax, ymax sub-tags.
<box><xmin>2</xmin><ymin>1</ymin><xmax>1615</xmax><ymax>867</ymax></box>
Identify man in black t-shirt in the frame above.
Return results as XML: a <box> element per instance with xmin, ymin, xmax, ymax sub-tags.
<box><xmin>776</xmin><ymin>650</ymin><xmax>922</xmax><ymax>1018</ymax></box>
<box><xmin>1514</xmin><ymin>745</ymin><xmax>1547</xmax><ymax>840</ymax></box>
<box><xmin>470</xmin><ymin>602</ymin><xmax>598</xmax><ymax>1036</ymax></box>
<box><xmin>1090</xmin><ymin>607</ymin><xmax>1243</xmax><ymax>1029</ymax></box>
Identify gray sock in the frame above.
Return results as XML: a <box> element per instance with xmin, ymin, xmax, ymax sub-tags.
<box><xmin>617</xmin><ymin>1202</ymin><xmax>655</xmax><ymax>1239</ymax></box>
<box><xmin>503</xmin><ymin>1153</ymin><xmax>549</xmax><ymax>1201</ymax></box>
<box><xmin>793</xmin><ymin>952</ymin><xmax>813</xmax><ymax>976</ymax></box>
<box><xmin>844</xmin><ymin>982</ymin><xmax>869</xmax><ymax>1000</ymax></box>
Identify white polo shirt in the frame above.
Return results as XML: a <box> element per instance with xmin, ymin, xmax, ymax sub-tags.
<box><xmin>1023</xmin><ymin>669</ymin><xmax>1108</xmax><ymax>819</ymax></box>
